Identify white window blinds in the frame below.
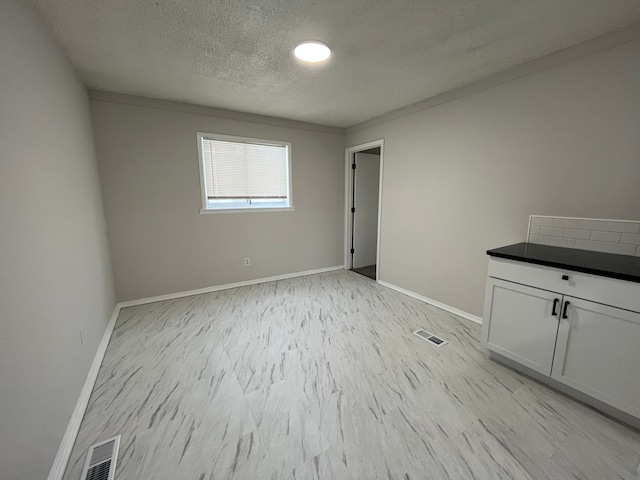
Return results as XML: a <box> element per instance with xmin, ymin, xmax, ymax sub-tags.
<box><xmin>201</xmin><ymin>137</ymin><xmax>289</xmax><ymax>200</ymax></box>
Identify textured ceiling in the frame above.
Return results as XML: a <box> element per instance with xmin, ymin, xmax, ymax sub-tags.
<box><xmin>34</xmin><ymin>0</ymin><xmax>640</xmax><ymax>128</ymax></box>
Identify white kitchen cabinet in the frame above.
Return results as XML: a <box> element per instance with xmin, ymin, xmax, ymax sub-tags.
<box><xmin>482</xmin><ymin>255</ymin><xmax>640</xmax><ymax>424</ymax></box>
<box><xmin>483</xmin><ymin>278</ymin><xmax>560</xmax><ymax>376</ymax></box>
<box><xmin>551</xmin><ymin>297</ymin><xmax>640</xmax><ymax>419</ymax></box>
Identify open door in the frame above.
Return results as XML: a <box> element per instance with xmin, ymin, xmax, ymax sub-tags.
<box><xmin>350</xmin><ymin>151</ymin><xmax>380</xmax><ymax>279</ymax></box>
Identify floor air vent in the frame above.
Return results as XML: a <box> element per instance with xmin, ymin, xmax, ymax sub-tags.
<box><xmin>413</xmin><ymin>329</ymin><xmax>448</xmax><ymax>347</ymax></box>
<box><xmin>80</xmin><ymin>435</ymin><xmax>120</xmax><ymax>480</ymax></box>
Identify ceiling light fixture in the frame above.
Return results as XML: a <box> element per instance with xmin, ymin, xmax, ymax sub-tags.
<box><xmin>294</xmin><ymin>41</ymin><xmax>331</xmax><ymax>63</ymax></box>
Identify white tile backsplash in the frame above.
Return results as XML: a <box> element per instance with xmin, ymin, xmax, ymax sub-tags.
<box><xmin>621</xmin><ymin>233</ymin><xmax>640</xmax><ymax>245</ymax></box>
<box><xmin>578</xmin><ymin>219</ymin><xmax>640</xmax><ymax>233</ymax></box>
<box><xmin>540</xmin><ymin>226</ymin><xmax>564</xmax><ymax>237</ymax></box>
<box><xmin>563</xmin><ymin>228</ymin><xmax>591</xmax><ymax>240</ymax></box>
<box><xmin>552</xmin><ymin>218</ymin><xmax>579</xmax><ymax>229</ymax></box>
<box><xmin>529</xmin><ymin>234</ymin><xmax>551</xmax><ymax>245</ymax></box>
<box><xmin>528</xmin><ymin>216</ymin><xmax>640</xmax><ymax>257</ymax></box>
<box><xmin>549</xmin><ymin>237</ymin><xmax>576</xmax><ymax>248</ymax></box>
<box><xmin>590</xmin><ymin>231</ymin><xmax>621</xmax><ymax>243</ymax></box>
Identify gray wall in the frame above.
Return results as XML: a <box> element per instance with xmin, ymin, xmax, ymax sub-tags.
<box><xmin>90</xmin><ymin>99</ymin><xmax>345</xmax><ymax>302</ymax></box>
<box><xmin>346</xmin><ymin>40</ymin><xmax>640</xmax><ymax>317</ymax></box>
<box><xmin>0</xmin><ymin>2</ymin><xmax>115</xmax><ymax>479</ymax></box>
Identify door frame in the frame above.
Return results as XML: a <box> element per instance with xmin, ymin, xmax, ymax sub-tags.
<box><xmin>343</xmin><ymin>139</ymin><xmax>384</xmax><ymax>280</ymax></box>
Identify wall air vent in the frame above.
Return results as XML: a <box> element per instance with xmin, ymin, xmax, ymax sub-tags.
<box><xmin>80</xmin><ymin>435</ymin><xmax>120</xmax><ymax>480</ymax></box>
<box><xmin>413</xmin><ymin>329</ymin><xmax>448</xmax><ymax>347</ymax></box>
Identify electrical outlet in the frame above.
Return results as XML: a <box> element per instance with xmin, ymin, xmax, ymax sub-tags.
<box><xmin>244</xmin><ymin>257</ymin><xmax>251</xmax><ymax>266</ymax></box>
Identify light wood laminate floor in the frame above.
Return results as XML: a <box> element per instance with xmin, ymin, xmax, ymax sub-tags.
<box><xmin>63</xmin><ymin>270</ymin><xmax>640</xmax><ymax>480</ymax></box>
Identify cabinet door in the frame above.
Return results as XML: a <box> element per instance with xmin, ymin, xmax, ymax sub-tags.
<box><xmin>484</xmin><ymin>278</ymin><xmax>561</xmax><ymax>376</ymax></box>
<box><xmin>551</xmin><ymin>297</ymin><xmax>640</xmax><ymax>419</ymax></box>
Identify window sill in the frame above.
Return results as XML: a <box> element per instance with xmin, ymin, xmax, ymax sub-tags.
<box><xmin>200</xmin><ymin>207</ymin><xmax>296</xmax><ymax>215</ymax></box>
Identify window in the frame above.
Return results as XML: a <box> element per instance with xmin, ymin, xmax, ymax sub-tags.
<box><xmin>197</xmin><ymin>132</ymin><xmax>293</xmax><ymax>212</ymax></box>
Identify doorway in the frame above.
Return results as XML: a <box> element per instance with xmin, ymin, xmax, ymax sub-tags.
<box><xmin>344</xmin><ymin>140</ymin><xmax>384</xmax><ymax>280</ymax></box>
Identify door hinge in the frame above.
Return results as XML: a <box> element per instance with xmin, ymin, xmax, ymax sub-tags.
<box><xmin>351</xmin><ymin>207</ymin><xmax>355</xmax><ymax>213</ymax></box>
<box><xmin>352</xmin><ymin>163</ymin><xmax>356</xmax><ymax>169</ymax></box>
<box><xmin>350</xmin><ymin>248</ymin><xmax>355</xmax><ymax>254</ymax></box>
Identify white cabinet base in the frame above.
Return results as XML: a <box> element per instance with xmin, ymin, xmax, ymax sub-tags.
<box><xmin>551</xmin><ymin>297</ymin><xmax>640</xmax><ymax>420</ymax></box>
<box><xmin>483</xmin><ymin>256</ymin><xmax>640</xmax><ymax>429</ymax></box>
<box><xmin>489</xmin><ymin>351</ymin><xmax>640</xmax><ymax>430</ymax></box>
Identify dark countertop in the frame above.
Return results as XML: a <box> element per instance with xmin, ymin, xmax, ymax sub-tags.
<box><xmin>487</xmin><ymin>242</ymin><xmax>640</xmax><ymax>284</ymax></box>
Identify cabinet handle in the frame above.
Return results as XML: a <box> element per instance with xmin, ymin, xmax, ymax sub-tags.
<box><xmin>552</xmin><ymin>298</ymin><xmax>560</xmax><ymax>316</ymax></box>
<box><xmin>562</xmin><ymin>301</ymin><xmax>571</xmax><ymax>319</ymax></box>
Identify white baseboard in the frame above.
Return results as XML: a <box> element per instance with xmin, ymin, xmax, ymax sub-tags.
<box><xmin>47</xmin><ymin>304</ymin><xmax>122</xmax><ymax>480</ymax></box>
<box><xmin>118</xmin><ymin>265</ymin><xmax>345</xmax><ymax>308</ymax></box>
<box><xmin>377</xmin><ymin>279</ymin><xmax>483</xmax><ymax>325</ymax></box>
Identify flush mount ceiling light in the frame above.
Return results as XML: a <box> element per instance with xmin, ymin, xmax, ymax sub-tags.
<box><xmin>294</xmin><ymin>41</ymin><xmax>331</xmax><ymax>63</ymax></box>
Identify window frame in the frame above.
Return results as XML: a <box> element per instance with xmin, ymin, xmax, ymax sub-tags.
<box><xmin>197</xmin><ymin>132</ymin><xmax>294</xmax><ymax>214</ymax></box>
